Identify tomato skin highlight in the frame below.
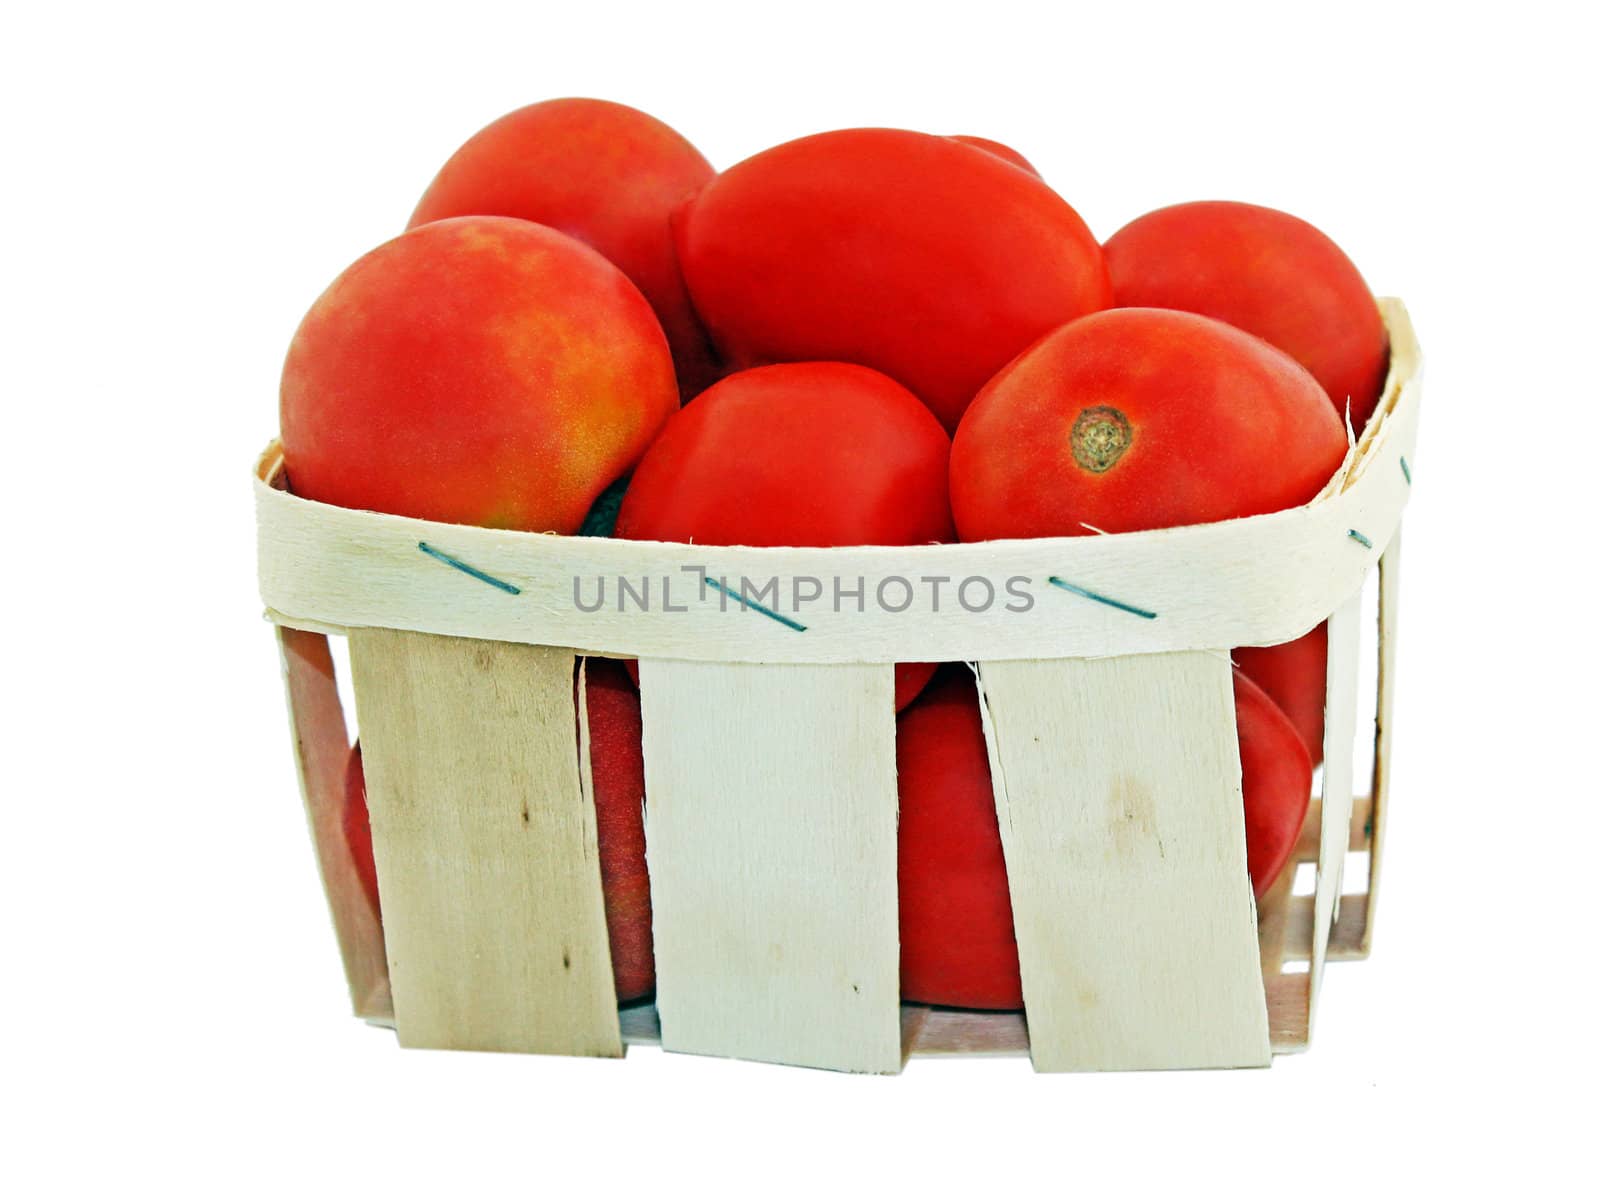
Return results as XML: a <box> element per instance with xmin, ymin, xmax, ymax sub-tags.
<box><xmin>677</xmin><ymin>128</ymin><xmax>1110</xmax><ymax>431</ymax></box>
<box><xmin>617</xmin><ymin>361</ymin><xmax>952</xmax><ymax>710</ymax></box>
<box><xmin>342</xmin><ymin>659</ymin><xmax>656</xmax><ymax>1003</ymax></box>
<box><xmin>1104</xmin><ymin>200</ymin><xmax>1388</xmax><ymax>433</ymax></box>
<box><xmin>947</xmin><ymin>134</ymin><xmax>1040</xmax><ymax>176</ymax></box>
<box><xmin>409</xmin><ymin>98</ymin><xmax>720</xmax><ymax>396</ymax></box>
<box><xmin>898</xmin><ymin>665</ymin><xmax>1312</xmax><ymax>1010</ymax></box>
<box><xmin>949</xmin><ymin>308</ymin><xmax>1348</xmax><ymax>541</ymax></box>
<box><xmin>280</xmin><ymin>216</ymin><xmax>677</xmax><ymax>535</ymax></box>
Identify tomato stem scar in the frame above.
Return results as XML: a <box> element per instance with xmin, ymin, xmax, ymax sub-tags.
<box><xmin>417</xmin><ymin>541</ymin><xmax>522</xmax><ymax>595</ymax></box>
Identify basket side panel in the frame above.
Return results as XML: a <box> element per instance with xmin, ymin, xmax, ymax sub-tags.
<box><xmin>976</xmin><ymin>652</ymin><xmax>1271</xmax><ymax>1071</ymax></box>
<box><xmin>347</xmin><ymin>630</ymin><xmax>622</xmax><ymax>1056</ymax></box>
<box><xmin>276</xmin><ymin>627</ymin><xmax>391</xmax><ymax>1019</ymax></box>
<box><xmin>1310</xmin><ymin>592</ymin><xmax>1363</xmax><ymax>1031</ymax></box>
<box><xmin>638</xmin><ymin>660</ymin><xmax>901</xmax><ymax>1073</ymax></box>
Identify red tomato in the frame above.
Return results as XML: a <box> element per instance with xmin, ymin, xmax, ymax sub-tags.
<box><xmin>581</xmin><ymin>658</ymin><xmax>654</xmax><ymax>1002</ymax></box>
<box><xmin>342</xmin><ymin>658</ymin><xmax>656</xmax><ymax>1002</ymax></box>
<box><xmin>950</xmin><ymin>308</ymin><xmax>1347</xmax><ymax>540</ymax></box>
<box><xmin>616</xmin><ymin>361</ymin><xmax>953</xmax><ymax>709</ymax></box>
<box><xmin>342</xmin><ymin>743</ymin><xmax>379</xmax><ymax>918</ymax></box>
<box><xmin>281</xmin><ymin>217</ymin><xmax>676</xmax><ymax>534</ymax></box>
<box><xmin>1235</xmin><ymin>625</ymin><xmax>1329</xmax><ymax>764</ymax></box>
<box><xmin>897</xmin><ymin>667</ymin><xmax>1022</xmax><ymax>1009</ymax></box>
<box><xmin>676</xmin><ymin>128</ymin><xmax>1110</xmax><ymax>431</ymax></box>
<box><xmin>898</xmin><ymin>665</ymin><xmax>1312</xmax><ymax>1010</ymax></box>
<box><xmin>409</xmin><ymin>98</ymin><xmax>720</xmax><ymax>396</ymax></box>
<box><xmin>1234</xmin><ymin>668</ymin><xmax>1315</xmax><ymax>893</ymax></box>
<box><xmin>1104</xmin><ymin>200</ymin><xmax>1388</xmax><ymax>432</ymax></box>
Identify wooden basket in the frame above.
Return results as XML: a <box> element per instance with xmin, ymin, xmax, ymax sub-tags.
<box><xmin>256</xmin><ymin>299</ymin><xmax>1421</xmax><ymax>1073</ymax></box>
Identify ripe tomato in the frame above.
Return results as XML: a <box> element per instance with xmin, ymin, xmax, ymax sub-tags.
<box><xmin>950</xmin><ymin>308</ymin><xmax>1347</xmax><ymax>539</ymax></box>
<box><xmin>281</xmin><ymin>217</ymin><xmax>676</xmax><ymax>534</ymax></box>
<box><xmin>616</xmin><ymin>361</ymin><xmax>953</xmax><ymax>709</ymax></box>
<box><xmin>1104</xmin><ymin>200</ymin><xmax>1388</xmax><ymax>432</ymax></box>
<box><xmin>897</xmin><ymin>667</ymin><xmax>1022</xmax><ymax>1009</ymax></box>
<box><xmin>409</xmin><ymin>98</ymin><xmax>720</xmax><ymax>397</ymax></box>
<box><xmin>676</xmin><ymin>128</ymin><xmax>1109</xmax><ymax>431</ymax></box>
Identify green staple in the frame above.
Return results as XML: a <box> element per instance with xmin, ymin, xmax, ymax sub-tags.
<box><xmin>1400</xmin><ymin>456</ymin><xmax>1412</xmax><ymax>484</ymax></box>
<box><xmin>1348</xmin><ymin>529</ymin><xmax>1374</xmax><ymax>549</ymax></box>
<box><xmin>417</xmin><ymin>541</ymin><xmax>522</xmax><ymax>595</ymax></box>
<box><xmin>1047</xmin><ymin>576</ymin><xmax>1157</xmax><ymax>620</ymax></box>
<box><xmin>705</xmin><ymin>576</ymin><xmax>808</xmax><ymax>633</ymax></box>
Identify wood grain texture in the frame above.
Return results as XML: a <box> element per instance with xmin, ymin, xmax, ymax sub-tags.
<box><xmin>637</xmin><ymin>660</ymin><xmax>901</xmax><ymax>1073</ymax></box>
<box><xmin>347</xmin><ymin>630</ymin><xmax>621</xmax><ymax>1056</ymax></box>
<box><xmin>1310</xmin><ymin>594</ymin><xmax>1363</xmax><ymax>1032</ymax></box>
<box><xmin>975</xmin><ymin>653</ymin><xmax>1271</xmax><ymax>1071</ymax></box>
<box><xmin>254</xmin><ymin>302</ymin><xmax>1419</xmax><ymax>665</ymax></box>
<box><xmin>276</xmin><ymin>627</ymin><xmax>391</xmax><ymax>1020</ymax></box>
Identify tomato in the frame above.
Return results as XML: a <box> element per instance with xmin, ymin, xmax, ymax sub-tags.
<box><xmin>1233</xmin><ymin>668</ymin><xmax>1314</xmax><ymax>893</ymax></box>
<box><xmin>409</xmin><ymin>98</ymin><xmax>720</xmax><ymax>396</ymax></box>
<box><xmin>342</xmin><ymin>658</ymin><xmax>655</xmax><ymax>1002</ymax></box>
<box><xmin>616</xmin><ymin>361</ymin><xmax>953</xmax><ymax>709</ymax></box>
<box><xmin>897</xmin><ymin>666</ymin><xmax>1022</xmax><ymax>1009</ymax></box>
<box><xmin>581</xmin><ymin>658</ymin><xmax>654</xmax><ymax>1002</ymax></box>
<box><xmin>898</xmin><ymin>665</ymin><xmax>1312</xmax><ymax>1010</ymax></box>
<box><xmin>342</xmin><ymin>743</ymin><xmax>379</xmax><ymax>918</ymax></box>
<box><xmin>281</xmin><ymin>217</ymin><xmax>676</xmax><ymax>534</ymax></box>
<box><xmin>676</xmin><ymin>128</ymin><xmax>1110</xmax><ymax>431</ymax></box>
<box><xmin>1104</xmin><ymin>200</ymin><xmax>1388</xmax><ymax>432</ymax></box>
<box><xmin>950</xmin><ymin>308</ymin><xmax>1347</xmax><ymax>540</ymax></box>
<box><xmin>1103</xmin><ymin>202</ymin><xmax>1383</xmax><ymax>758</ymax></box>
<box><xmin>1235</xmin><ymin>625</ymin><xmax>1329</xmax><ymax>764</ymax></box>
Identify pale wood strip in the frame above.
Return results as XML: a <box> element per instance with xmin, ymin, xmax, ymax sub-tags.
<box><xmin>254</xmin><ymin>302</ymin><xmax>1419</xmax><ymax>665</ymax></box>
<box><xmin>276</xmin><ymin>627</ymin><xmax>391</xmax><ymax>1020</ymax></box>
<box><xmin>1310</xmin><ymin>595</ymin><xmax>1363</xmax><ymax>1031</ymax></box>
<box><xmin>637</xmin><ymin>660</ymin><xmax>901</xmax><ymax>1073</ymax></box>
<box><xmin>347</xmin><ymin>630</ymin><xmax>621</xmax><ymax>1056</ymax></box>
<box><xmin>902</xmin><ymin>1007</ymin><xmax>1030</xmax><ymax>1057</ymax></box>
<box><xmin>1293</xmin><ymin>796</ymin><xmax>1374</xmax><ymax>860</ymax></box>
<box><xmin>1363</xmin><ymin>533</ymin><xmax>1404</xmax><ymax>954</ymax></box>
<box><xmin>976</xmin><ymin>653</ymin><xmax>1271</xmax><ymax>1072</ymax></box>
<box><xmin>1265</xmin><ymin>973</ymin><xmax>1312</xmax><ymax>1053</ymax></box>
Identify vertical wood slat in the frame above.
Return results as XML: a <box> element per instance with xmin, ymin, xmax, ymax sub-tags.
<box><xmin>347</xmin><ymin>629</ymin><xmax>622</xmax><ymax>1056</ymax></box>
<box><xmin>975</xmin><ymin>653</ymin><xmax>1271</xmax><ymax>1072</ymax></box>
<box><xmin>276</xmin><ymin>627</ymin><xmax>391</xmax><ymax>1020</ymax></box>
<box><xmin>637</xmin><ymin>660</ymin><xmax>901</xmax><ymax>1073</ymax></box>
<box><xmin>1363</xmin><ymin>531</ymin><xmax>1403</xmax><ymax>954</ymax></box>
<box><xmin>1310</xmin><ymin>593</ymin><xmax>1364</xmax><ymax>1028</ymax></box>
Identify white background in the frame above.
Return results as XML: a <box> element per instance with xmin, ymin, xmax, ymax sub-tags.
<box><xmin>6</xmin><ymin>1</ymin><xmax>1593</xmax><ymax>1172</ymax></box>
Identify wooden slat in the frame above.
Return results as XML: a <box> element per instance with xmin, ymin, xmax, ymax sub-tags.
<box><xmin>347</xmin><ymin>630</ymin><xmax>621</xmax><ymax>1056</ymax></box>
<box><xmin>1364</xmin><ymin>532</ymin><xmax>1403</xmax><ymax>954</ymax></box>
<box><xmin>276</xmin><ymin>627</ymin><xmax>391</xmax><ymax>1020</ymax></box>
<box><xmin>976</xmin><ymin>653</ymin><xmax>1271</xmax><ymax>1072</ymax></box>
<box><xmin>637</xmin><ymin>660</ymin><xmax>901</xmax><ymax>1073</ymax></box>
<box><xmin>1293</xmin><ymin>795</ymin><xmax>1374</xmax><ymax>860</ymax></box>
<box><xmin>1310</xmin><ymin>594</ymin><xmax>1363</xmax><ymax>1031</ymax></box>
<box><xmin>255</xmin><ymin>300</ymin><xmax>1420</xmax><ymax>667</ymax></box>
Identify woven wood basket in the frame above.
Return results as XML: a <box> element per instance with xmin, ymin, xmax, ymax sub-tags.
<box><xmin>256</xmin><ymin>299</ymin><xmax>1420</xmax><ymax>1072</ymax></box>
